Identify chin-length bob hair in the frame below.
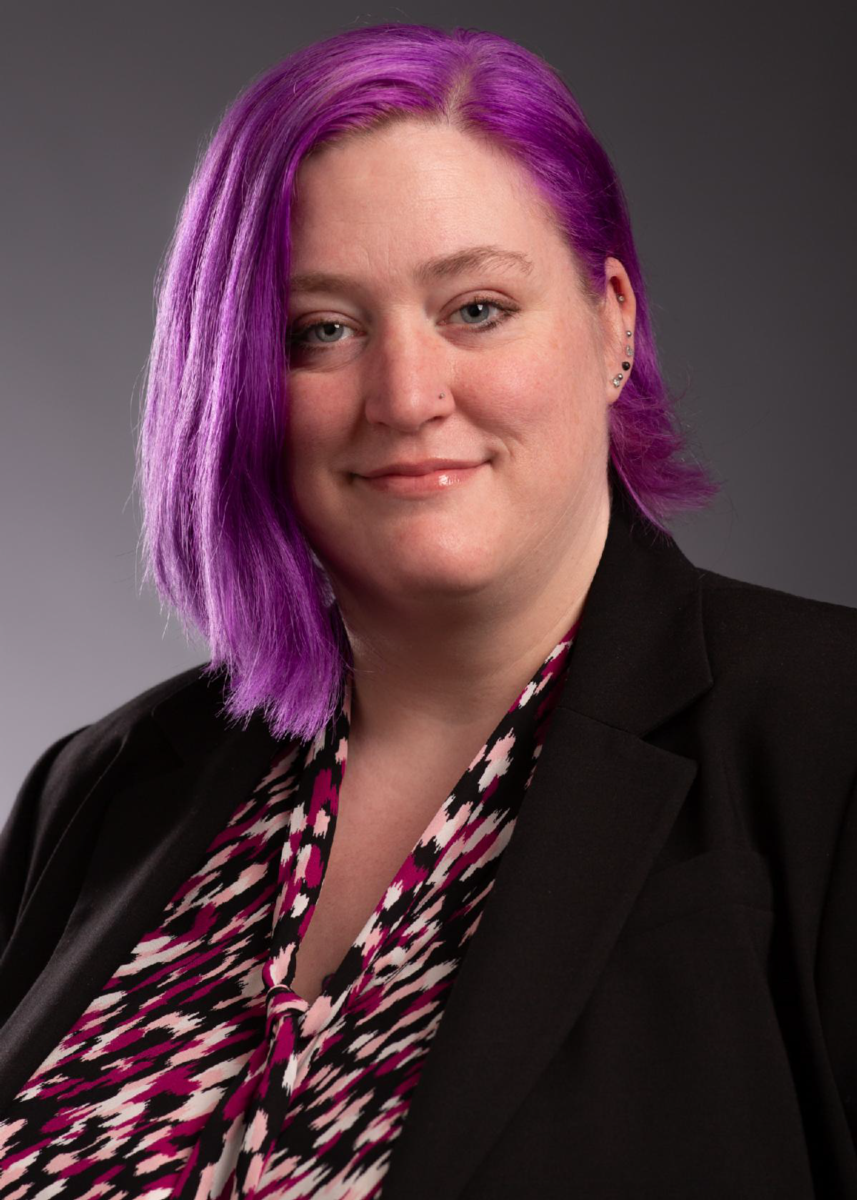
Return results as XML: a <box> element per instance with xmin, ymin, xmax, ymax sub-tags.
<box><xmin>135</xmin><ymin>21</ymin><xmax>721</xmax><ymax>745</ymax></box>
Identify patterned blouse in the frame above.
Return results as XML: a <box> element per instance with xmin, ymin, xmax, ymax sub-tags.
<box><xmin>0</xmin><ymin>617</ymin><xmax>580</xmax><ymax>1199</ymax></box>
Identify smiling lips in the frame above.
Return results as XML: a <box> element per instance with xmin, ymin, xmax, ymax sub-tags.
<box><xmin>360</xmin><ymin>458</ymin><xmax>487</xmax><ymax>478</ymax></box>
<box><xmin>357</xmin><ymin>460</ymin><xmax>488</xmax><ymax>496</ymax></box>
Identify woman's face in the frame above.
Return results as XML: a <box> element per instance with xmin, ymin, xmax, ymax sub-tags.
<box><xmin>284</xmin><ymin>119</ymin><xmax>629</xmax><ymax>609</ymax></box>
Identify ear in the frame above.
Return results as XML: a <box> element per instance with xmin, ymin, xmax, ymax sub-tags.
<box><xmin>598</xmin><ymin>257</ymin><xmax>637</xmax><ymax>404</ymax></box>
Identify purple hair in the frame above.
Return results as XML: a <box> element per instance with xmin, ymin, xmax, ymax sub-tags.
<box><xmin>134</xmin><ymin>22</ymin><xmax>721</xmax><ymax>744</ymax></box>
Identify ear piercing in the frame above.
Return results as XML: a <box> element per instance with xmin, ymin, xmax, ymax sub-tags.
<box><xmin>612</xmin><ymin>294</ymin><xmax>633</xmax><ymax>388</ymax></box>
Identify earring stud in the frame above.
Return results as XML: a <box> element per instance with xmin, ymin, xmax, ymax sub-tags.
<box><xmin>612</xmin><ymin>326</ymin><xmax>633</xmax><ymax>387</ymax></box>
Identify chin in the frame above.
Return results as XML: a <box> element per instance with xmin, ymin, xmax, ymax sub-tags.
<box><xmin>383</xmin><ymin>554</ymin><xmax>499</xmax><ymax>599</ymax></box>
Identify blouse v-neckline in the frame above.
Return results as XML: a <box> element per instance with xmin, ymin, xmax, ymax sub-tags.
<box><xmin>264</xmin><ymin>619</ymin><xmax>582</xmax><ymax>1024</ymax></box>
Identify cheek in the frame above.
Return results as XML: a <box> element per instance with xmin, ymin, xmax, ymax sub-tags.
<box><xmin>484</xmin><ymin>356</ymin><xmax>600</xmax><ymax>466</ymax></box>
<box><xmin>484</xmin><ymin>371</ymin><xmax>609</xmax><ymax>518</ymax></box>
<box><xmin>284</xmin><ymin>387</ymin><xmax>343</xmax><ymax>480</ymax></box>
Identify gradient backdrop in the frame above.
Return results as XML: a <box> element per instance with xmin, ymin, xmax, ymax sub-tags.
<box><xmin>2</xmin><ymin>0</ymin><xmax>854</xmax><ymax>822</ymax></box>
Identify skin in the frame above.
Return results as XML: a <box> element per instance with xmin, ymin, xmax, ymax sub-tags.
<box><xmin>283</xmin><ymin>117</ymin><xmax>637</xmax><ymax>772</ymax></box>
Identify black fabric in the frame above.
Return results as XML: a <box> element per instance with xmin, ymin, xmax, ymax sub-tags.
<box><xmin>1</xmin><ymin>484</ymin><xmax>856</xmax><ymax>1198</ymax></box>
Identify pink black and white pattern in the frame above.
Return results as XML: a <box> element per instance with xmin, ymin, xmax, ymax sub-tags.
<box><xmin>0</xmin><ymin>618</ymin><xmax>579</xmax><ymax>1199</ymax></box>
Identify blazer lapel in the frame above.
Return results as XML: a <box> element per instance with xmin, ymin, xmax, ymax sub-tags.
<box><xmin>379</xmin><ymin>486</ymin><xmax>714</xmax><ymax>1200</ymax></box>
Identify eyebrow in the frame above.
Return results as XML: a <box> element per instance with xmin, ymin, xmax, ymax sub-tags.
<box><xmin>287</xmin><ymin>244</ymin><xmax>535</xmax><ymax>296</ymax></box>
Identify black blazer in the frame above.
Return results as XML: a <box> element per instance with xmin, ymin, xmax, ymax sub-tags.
<box><xmin>2</xmin><ymin>487</ymin><xmax>856</xmax><ymax>1199</ymax></box>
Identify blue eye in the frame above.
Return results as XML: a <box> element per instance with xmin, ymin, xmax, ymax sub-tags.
<box><xmin>453</xmin><ymin>299</ymin><xmax>507</xmax><ymax>327</ymax></box>
<box><xmin>287</xmin><ymin>296</ymin><xmax>519</xmax><ymax>354</ymax></box>
<box><xmin>293</xmin><ymin>320</ymin><xmax>349</xmax><ymax>347</ymax></box>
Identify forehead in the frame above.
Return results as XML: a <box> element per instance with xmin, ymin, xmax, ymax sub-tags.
<box><xmin>288</xmin><ymin>120</ymin><xmax>568</xmax><ymax>282</ymax></box>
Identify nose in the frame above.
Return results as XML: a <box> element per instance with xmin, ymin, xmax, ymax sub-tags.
<box><xmin>361</xmin><ymin>316</ymin><xmax>456</xmax><ymax>432</ymax></box>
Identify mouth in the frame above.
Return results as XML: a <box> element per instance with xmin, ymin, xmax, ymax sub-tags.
<box><xmin>356</xmin><ymin>462</ymin><xmax>488</xmax><ymax>497</ymax></box>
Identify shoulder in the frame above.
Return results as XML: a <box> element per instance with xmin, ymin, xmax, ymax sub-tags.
<box><xmin>0</xmin><ymin>662</ymin><xmax>218</xmax><ymax>948</ymax></box>
<box><xmin>92</xmin><ymin>661</ymin><xmax>216</xmax><ymax>735</ymax></box>
<box><xmin>696</xmin><ymin>565</ymin><xmax>857</xmax><ymax>689</ymax></box>
<box><xmin>43</xmin><ymin>661</ymin><xmax>217</xmax><ymax>778</ymax></box>
<box><xmin>4</xmin><ymin>664</ymin><xmax>218</xmax><ymax>885</ymax></box>
<box><xmin>691</xmin><ymin>565</ymin><xmax>856</xmax><ymax>775</ymax></box>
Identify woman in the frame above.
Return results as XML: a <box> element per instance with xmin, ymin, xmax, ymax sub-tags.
<box><xmin>0</xmin><ymin>22</ymin><xmax>854</xmax><ymax>1200</ymax></box>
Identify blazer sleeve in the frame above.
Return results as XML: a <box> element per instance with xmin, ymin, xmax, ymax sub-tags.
<box><xmin>0</xmin><ymin>725</ymin><xmax>92</xmax><ymax>961</ymax></box>
<box><xmin>815</xmin><ymin>768</ymin><xmax>857</xmax><ymax>1152</ymax></box>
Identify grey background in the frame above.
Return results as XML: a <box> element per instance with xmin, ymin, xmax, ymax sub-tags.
<box><xmin>2</xmin><ymin>1</ymin><xmax>854</xmax><ymax>821</ymax></box>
